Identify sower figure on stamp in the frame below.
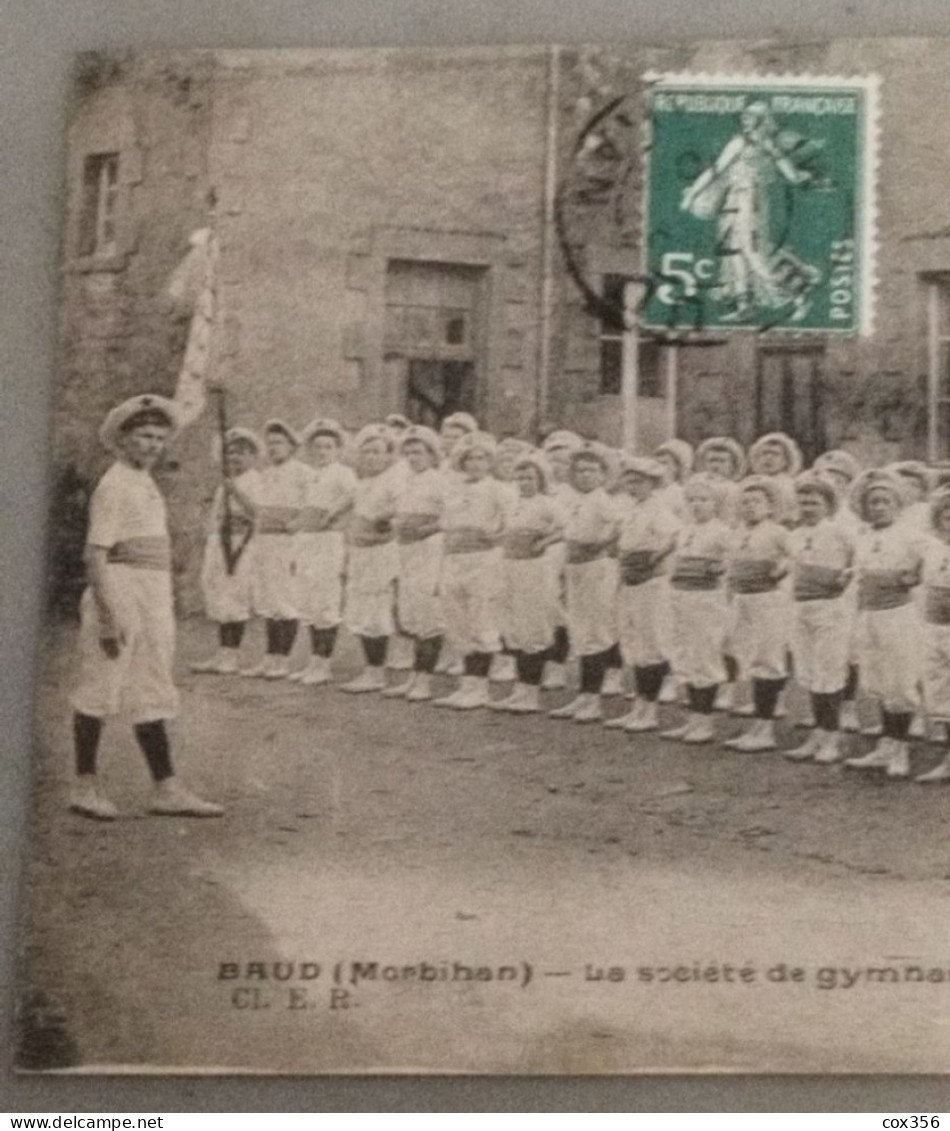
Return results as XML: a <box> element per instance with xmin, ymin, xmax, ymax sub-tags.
<box><xmin>191</xmin><ymin>426</ymin><xmax>263</xmax><ymax>675</ymax></box>
<box><xmin>69</xmin><ymin>395</ymin><xmax>223</xmax><ymax>821</ymax></box>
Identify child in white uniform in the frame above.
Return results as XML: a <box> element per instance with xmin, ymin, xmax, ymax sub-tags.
<box><xmin>549</xmin><ymin>443</ymin><xmax>620</xmax><ymax>724</ymax></box>
<box><xmin>845</xmin><ymin>470</ymin><xmax>926</xmax><ymax>779</ymax></box>
<box><xmin>192</xmin><ymin>427</ymin><xmax>262</xmax><ymax>675</ymax></box>
<box><xmin>653</xmin><ymin>439</ymin><xmax>694</xmax><ymax>523</ymax></box>
<box><xmin>812</xmin><ymin>448</ymin><xmax>864</xmax><ymax>731</ymax></box>
<box><xmin>695</xmin><ymin>436</ymin><xmax>747</xmax><ymax>710</ymax></box>
<box><xmin>292</xmin><ymin>418</ymin><xmax>356</xmax><ymax>686</ymax></box>
<box><xmin>606</xmin><ymin>457</ymin><xmax>680</xmax><ymax>733</ymax></box>
<box><xmin>747</xmin><ymin>432</ymin><xmax>802</xmax><ymax>527</ymax></box>
<box><xmin>539</xmin><ymin>430</ymin><xmax>584</xmax><ymax>690</ymax></box>
<box><xmin>783</xmin><ymin>473</ymin><xmax>856</xmax><ymax>765</ymax></box>
<box><xmin>917</xmin><ymin>487</ymin><xmax>950</xmax><ymax>783</ymax></box>
<box><xmin>239</xmin><ymin>420</ymin><xmax>312</xmax><ymax>678</ymax></box>
<box><xmin>69</xmin><ymin>395</ymin><xmax>222</xmax><ymax>820</ymax></box>
<box><xmin>492</xmin><ymin>451</ymin><xmax>565</xmax><ymax>714</ymax></box>
<box><xmin>386</xmin><ymin>425</ymin><xmax>446</xmax><ymax>702</ymax></box>
<box><xmin>662</xmin><ymin>474</ymin><xmax>733</xmax><ymax>745</ymax></box>
<box><xmin>724</xmin><ymin>476</ymin><xmax>792</xmax><ymax>752</ymax></box>
<box><xmin>435</xmin><ymin>431</ymin><xmax>509</xmax><ymax>710</ymax></box>
<box><xmin>340</xmin><ymin>424</ymin><xmax>400</xmax><ymax>693</ymax></box>
<box><xmin>490</xmin><ymin>437</ymin><xmax>533</xmax><ymax>684</ymax></box>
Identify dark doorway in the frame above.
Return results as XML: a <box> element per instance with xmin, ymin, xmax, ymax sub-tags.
<box><xmin>405</xmin><ymin>359</ymin><xmax>477</xmax><ymax>430</ymax></box>
<box><xmin>756</xmin><ymin>346</ymin><xmax>826</xmax><ymax>464</ymax></box>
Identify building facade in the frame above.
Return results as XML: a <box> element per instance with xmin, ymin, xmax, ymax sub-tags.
<box><xmin>52</xmin><ymin>42</ymin><xmax>950</xmax><ymax>604</ymax></box>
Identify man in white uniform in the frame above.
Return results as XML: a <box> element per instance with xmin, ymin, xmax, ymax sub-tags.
<box><xmin>69</xmin><ymin>394</ymin><xmax>223</xmax><ymax>820</ymax></box>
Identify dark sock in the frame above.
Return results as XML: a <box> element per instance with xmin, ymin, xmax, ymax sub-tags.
<box><xmin>133</xmin><ymin>720</ymin><xmax>174</xmax><ymax>782</ymax></box>
<box><xmin>74</xmin><ymin>712</ymin><xmax>102</xmax><ymax>777</ymax></box>
<box><xmin>517</xmin><ymin>650</ymin><xmax>546</xmax><ymax>686</ymax></box>
<box><xmin>604</xmin><ymin>642</ymin><xmax>622</xmax><ymax>670</ymax></box>
<box><xmin>464</xmin><ymin>652</ymin><xmax>492</xmax><ymax>679</ymax></box>
<box><xmin>549</xmin><ymin>626</ymin><xmax>570</xmax><ymax>665</ymax></box>
<box><xmin>724</xmin><ymin>654</ymin><xmax>739</xmax><ymax>684</ymax></box>
<box><xmin>843</xmin><ymin>664</ymin><xmax>859</xmax><ymax>702</ymax></box>
<box><xmin>414</xmin><ymin>635</ymin><xmax>443</xmax><ymax>674</ymax></box>
<box><xmin>218</xmin><ymin>624</ymin><xmax>231</xmax><ymax>649</ymax></box>
<box><xmin>309</xmin><ymin>625</ymin><xmax>338</xmax><ymax>658</ymax></box>
<box><xmin>580</xmin><ymin>650</ymin><xmax>608</xmax><ymax>695</ymax></box>
<box><xmin>813</xmin><ymin>690</ymin><xmax>842</xmax><ymax>733</ymax></box>
<box><xmin>694</xmin><ymin>685</ymin><xmax>717</xmax><ymax>714</ymax></box>
<box><xmin>883</xmin><ymin>710</ymin><xmax>911</xmax><ymax>742</ymax></box>
<box><xmin>265</xmin><ymin>618</ymin><xmax>280</xmax><ymax>655</ymax></box>
<box><xmin>361</xmin><ymin>635</ymin><xmax>388</xmax><ymax>667</ymax></box>
<box><xmin>635</xmin><ymin>661</ymin><xmax>670</xmax><ymax>702</ymax></box>
<box><xmin>280</xmin><ymin>619</ymin><xmax>299</xmax><ymax>657</ymax></box>
<box><xmin>753</xmin><ymin>678</ymin><xmax>786</xmax><ymax>720</ymax></box>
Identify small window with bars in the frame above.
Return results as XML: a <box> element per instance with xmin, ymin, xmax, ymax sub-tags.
<box><xmin>78</xmin><ymin>153</ymin><xmax>120</xmax><ymax>257</ymax></box>
<box><xmin>599</xmin><ymin>274</ymin><xmax>664</xmax><ymax>398</ymax></box>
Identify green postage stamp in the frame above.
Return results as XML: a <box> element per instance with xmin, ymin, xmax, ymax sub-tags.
<box><xmin>642</xmin><ymin>74</ymin><xmax>879</xmax><ymax>335</ymax></box>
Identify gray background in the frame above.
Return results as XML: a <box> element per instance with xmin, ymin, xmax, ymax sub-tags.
<box><xmin>3</xmin><ymin>0</ymin><xmax>950</xmax><ymax>1111</ymax></box>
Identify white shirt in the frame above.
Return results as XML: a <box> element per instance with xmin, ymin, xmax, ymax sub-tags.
<box><xmin>87</xmin><ymin>462</ymin><xmax>167</xmax><ymax>547</ymax></box>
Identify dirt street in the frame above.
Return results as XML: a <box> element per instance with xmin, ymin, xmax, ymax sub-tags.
<box><xmin>16</xmin><ymin>619</ymin><xmax>950</xmax><ymax>1075</ymax></box>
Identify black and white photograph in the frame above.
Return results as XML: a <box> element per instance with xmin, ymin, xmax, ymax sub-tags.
<box><xmin>14</xmin><ymin>38</ymin><xmax>950</xmax><ymax>1076</ymax></box>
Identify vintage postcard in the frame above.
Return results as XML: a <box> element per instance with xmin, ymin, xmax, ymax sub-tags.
<box><xmin>15</xmin><ymin>39</ymin><xmax>950</xmax><ymax>1075</ymax></box>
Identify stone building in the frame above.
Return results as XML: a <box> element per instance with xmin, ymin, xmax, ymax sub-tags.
<box><xmin>51</xmin><ymin>41</ymin><xmax>950</xmax><ymax>604</ymax></box>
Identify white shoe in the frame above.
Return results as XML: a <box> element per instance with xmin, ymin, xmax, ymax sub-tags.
<box><xmin>191</xmin><ymin>649</ymin><xmax>237</xmax><ymax>675</ymax></box>
<box><xmin>149</xmin><ymin>778</ymin><xmax>224</xmax><ymax>817</ymax></box>
<box><xmin>434</xmin><ymin>676</ymin><xmax>470</xmax><ymax>708</ymax></box>
<box><xmin>683</xmin><ymin>719</ymin><xmax>716</xmax><ymax>745</ymax></box>
<box><xmin>733</xmin><ymin>701</ymin><xmax>756</xmax><ymax>718</ymax></box>
<box><xmin>601</xmin><ymin>668</ymin><xmax>624</xmax><ymax>698</ymax></box>
<box><xmin>489</xmin><ymin>654</ymin><xmax>516</xmax><ymax>683</ymax></box>
<box><xmin>451</xmin><ymin>677</ymin><xmax>489</xmax><ymax>710</ymax></box>
<box><xmin>916</xmin><ymin>757</ymin><xmax>950</xmax><ymax>784</ymax></box>
<box><xmin>573</xmin><ymin>694</ymin><xmax>603</xmax><ymax>723</ymax></box>
<box><xmin>726</xmin><ymin>721</ymin><xmax>777</xmax><ymax>753</ymax></box>
<box><xmin>549</xmin><ymin>694</ymin><xmax>587</xmax><ymax>720</ymax></box>
<box><xmin>660</xmin><ymin>721</ymin><xmax>692</xmax><ymax>741</ymax></box>
<box><xmin>714</xmin><ymin>684</ymin><xmax>735</xmax><ymax>712</ymax></box>
<box><xmin>541</xmin><ymin>662</ymin><xmax>567</xmax><ymax>691</ymax></box>
<box><xmin>406</xmin><ymin>673</ymin><xmax>434</xmax><ymax>702</ymax></box>
<box><xmin>813</xmin><ymin>734</ymin><xmax>843</xmax><ymax>764</ymax></box>
<box><xmin>300</xmin><ymin>657</ymin><xmax>332</xmax><ymax>686</ymax></box>
<box><xmin>783</xmin><ymin>733</ymin><xmax>822</xmax><ymax>762</ymax></box>
<box><xmin>382</xmin><ymin>675</ymin><xmax>413</xmax><ymax>698</ymax></box>
<box><xmin>658</xmin><ymin>676</ymin><xmax>681</xmax><ymax>705</ymax></box>
<box><xmin>845</xmin><ymin>739</ymin><xmax>893</xmax><ymax>771</ymax></box>
<box><xmin>264</xmin><ymin>657</ymin><xmax>291</xmax><ymax>680</ymax></box>
<box><xmin>886</xmin><ymin>742</ymin><xmax>910</xmax><ymax>780</ymax></box>
<box><xmin>286</xmin><ymin>665</ymin><xmax>308</xmax><ymax>682</ymax></box>
<box><xmin>241</xmin><ymin>657</ymin><xmax>273</xmax><ymax>678</ymax></box>
<box><xmin>508</xmin><ymin>685</ymin><xmax>540</xmax><ymax>714</ymax></box>
<box><xmin>339</xmin><ymin>667</ymin><xmax>387</xmax><ymax>694</ymax></box>
<box><xmin>68</xmin><ymin>777</ymin><xmax>118</xmax><ymax>821</ymax></box>
<box><xmin>490</xmin><ymin>683</ymin><xmax>527</xmax><ymax>711</ymax></box>
<box><xmin>604</xmin><ymin>704</ymin><xmax>643</xmax><ymax>730</ymax></box>
<box><xmin>625</xmin><ymin>700</ymin><xmax>659</xmax><ymax>732</ymax></box>
<box><xmin>840</xmin><ymin>702</ymin><xmax>861</xmax><ymax>732</ymax></box>
<box><xmin>861</xmin><ymin>722</ymin><xmax>884</xmax><ymax>738</ymax></box>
